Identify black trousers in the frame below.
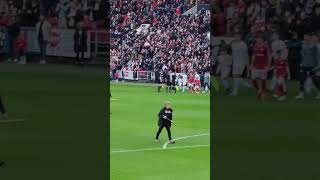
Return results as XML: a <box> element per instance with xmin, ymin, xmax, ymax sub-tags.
<box><xmin>76</xmin><ymin>51</ymin><xmax>85</xmax><ymax>64</ymax></box>
<box><xmin>155</xmin><ymin>125</ymin><xmax>172</xmax><ymax>140</ymax></box>
<box><xmin>8</xmin><ymin>35</ymin><xmax>17</xmax><ymax>59</ymax></box>
<box><xmin>0</xmin><ymin>97</ymin><xmax>6</xmax><ymax>114</ymax></box>
<box><xmin>298</xmin><ymin>67</ymin><xmax>320</xmax><ymax>92</ymax></box>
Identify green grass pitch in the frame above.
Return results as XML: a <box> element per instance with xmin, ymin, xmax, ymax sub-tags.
<box><xmin>4</xmin><ymin>64</ymin><xmax>319</xmax><ymax>180</ymax></box>
<box><xmin>0</xmin><ymin>64</ymin><xmax>107</xmax><ymax>180</ymax></box>
<box><xmin>110</xmin><ymin>83</ymin><xmax>210</xmax><ymax>180</ymax></box>
<box><xmin>213</xmin><ymin>83</ymin><xmax>320</xmax><ymax>180</ymax></box>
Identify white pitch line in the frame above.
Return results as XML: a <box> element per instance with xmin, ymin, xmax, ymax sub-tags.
<box><xmin>163</xmin><ymin>133</ymin><xmax>209</xmax><ymax>149</ymax></box>
<box><xmin>0</xmin><ymin>119</ymin><xmax>25</xmax><ymax>123</ymax></box>
<box><xmin>111</xmin><ymin>144</ymin><xmax>209</xmax><ymax>154</ymax></box>
<box><xmin>110</xmin><ymin>98</ymin><xmax>120</xmax><ymax>101</ymax></box>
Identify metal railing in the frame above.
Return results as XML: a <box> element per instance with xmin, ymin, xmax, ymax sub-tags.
<box><xmin>111</xmin><ymin>70</ymin><xmax>155</xmax><ymax>83</ymax></box>
<box><xmin>0</xmin><ymin>26</ymin><xmax>107</xmax><ymax>59</ymax></box>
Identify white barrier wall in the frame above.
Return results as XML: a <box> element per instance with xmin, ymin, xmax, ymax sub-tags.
<box><xmin>23</xmin><ymin>27</ymin><xmax>91</xmax><ymax>58</ymax></box>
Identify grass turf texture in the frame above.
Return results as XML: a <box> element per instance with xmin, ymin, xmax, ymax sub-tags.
<box><xmin>213</xmin><ymin>82</ymin><xmax>320</xmax><ymax>180</ymax></box>
<box><xmin>111</xmin><ymin>83</ymin><xmax>210</xmax><ymax>180</ymax></box>
<box><xmin>0</xmin><ymin>64</ymin><xmax>107</xmax><ymax>180</ymax></box>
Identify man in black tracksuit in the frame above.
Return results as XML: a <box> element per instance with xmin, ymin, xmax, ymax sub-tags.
<box><xmin>155</xmin><ymin>101</ymin><xmax>175</xmax><ymax>143</ymax></box>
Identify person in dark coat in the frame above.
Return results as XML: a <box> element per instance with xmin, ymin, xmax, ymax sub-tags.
<box><xmin>155</xmin><ymin>101</ymin><xmax>175</xmax><ymax>144</ymax></box>
<box><xmin>74</xmin><ymin>22</ymin><xmax>88</xmax><ymax>65</ymax></box>
<box><xmin>155</xmin><ymin>68</ymin><xmax>162</xmax><ymax>92</ymax></box>
<box><xmin>7</xmin><ymin>17</ymin><xmax>21</xmax><ymax>62</ymax></box>
<box><xmin>165</xmin><ymin>70</ymin><xmax>171</xmax><ymax>93</ymax></box>
<box><xmin>171</xmin><ymin>72</ymin><xmax>177</xmax><ymax>93</ymax></box>
<box><xmin>287</xmin><ymin>32</ymin><xmax>302</xmax><ymax>80</ymax></box>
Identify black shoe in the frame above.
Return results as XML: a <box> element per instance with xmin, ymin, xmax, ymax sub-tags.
<box><xmin>0</xmin><ymin>161</ymin><xmax>5</xmax><ymax>167</ymax></box>
<box><xmin>169</xmin><ymin>140</ymin><xmax>175</xmax><ymax>144</ymax></box>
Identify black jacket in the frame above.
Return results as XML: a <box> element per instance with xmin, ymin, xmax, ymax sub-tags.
<box><xmin>8</xmin><ymin>22</ymin><xmax>20</xmax><ymax>38</ymax></box>
<box><xmin>155</xmin><ymin>70</ymin><xmax>160</xmax><ymax>83</ymax></box>
<box><xmin>74</xmin><ymin>29</ymin><xmax>88</xmax><ymax>52</ymax></box>
<box><xmin>171</xmin><ymin>74</ymin><xmax>176</xmax><ymax>84</ymax></box>
<box><xmin>158</xmin><ymin>107</ymin><xmax>173</xmax><ymax>126</ymax></box>
<box><xmin>165</xmin><ymin>73</ymin><xmax>171</xmax><ymax>85</ymax></box>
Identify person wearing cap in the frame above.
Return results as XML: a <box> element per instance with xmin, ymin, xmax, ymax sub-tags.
<box><xmin>155</xmin><ymin>101</ymin><xmax>175</xmax><ymax>144</ymax></box>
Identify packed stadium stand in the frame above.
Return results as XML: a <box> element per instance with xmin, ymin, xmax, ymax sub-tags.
<box><xmin>110</xmin><ymin>0</ymin><xmax>210</xmax><ymax>82</ymax></box>
<box><xmin>0</xmin><ymin>0</ymin><xmax>107</xmax><ymax>64</ymax></box>
<box><xmin>213</xmin><ymin>0</ymin><xmax>320</xmax><ymax>38</ymax></box>
<box><xmin>0</xmin><ymin>0</ymin><xmax>40</xmax><ymax>27</ymax></box>
<box><xmin>43</xmin><ymin>0</ymin><xmax>107</xmax><ymax>29</ymax></box>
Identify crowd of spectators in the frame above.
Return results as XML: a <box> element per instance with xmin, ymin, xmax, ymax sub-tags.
<box><xmin>188</xmin><ymin>0</ymin><xmax>210</xmax><ymax>5</ymax></box>
<box><xmin>0</xmin><ymin>0</ymin><xmax>40</xmax><ymax>27</ymax></box>
<box><xmin>111</xmin><ymin>0</ymin><xmax>210</xmax><ymax>76</ymax></box>
<box><xmin>0</xmin><ymin>0</ymin><xmax>40</xmax><ymax>59</ymax></box>
<box><xmin>213</xmin><ymin>0</ymin><xmax>320</xmax><ymax>39</ymax></box>
<box><xmin>0</xmin><ymin>0</ymin><xmax>106</xmax><ymax>30</ymax></box>
<box><xmin>212</xmin><ymin>0</ymin><xmax>320</xmax><ymax>99</ymax></box>
<box><xmin>0</xmin><ymin>0</ymin><xmax>107</xmax><ymax>64</ymax></box>
<box><xmin>212</xmin><ymin>0</ymin><xmax>320</xmax><ymax>79</ymax></box>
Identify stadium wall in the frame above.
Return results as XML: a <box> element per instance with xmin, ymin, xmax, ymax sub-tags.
<box><xmin>0</xmin><ymin>27</ymin><xmax>108</xmax><ymax>60</ymax></box>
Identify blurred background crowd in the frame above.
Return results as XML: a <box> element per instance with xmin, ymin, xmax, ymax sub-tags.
<box><xmin>212</xmin><ymin>0</ymin><xmax>320</xmax><ymax>38</ymax></box>
<box><xmin>0</xmin><ymin>0</ymin><xmax>107</xmax><ymax>29</ymax></box>
<box><xmin>43</xmin><ymin>0</ymin><xmax>107</xmax><ymax>29</ymax></box>
<box><xmin>212</xmin><ymin>0</ymin><xmax>320</xmax><ymax>80</ymax></box>
<box><xmin>0</xmin><ymin>0</ymin><xmax>108</xmax><ymax>65</ymax></box>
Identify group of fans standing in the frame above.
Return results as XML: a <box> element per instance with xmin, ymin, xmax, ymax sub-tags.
<box><xmin>155</xmin><ymin>67</ymin><xmax>210</xmax><ymax>94</ymax></box>
<box><xmin>215</xmin><ymin>31</ymin><xmax>320</xmax><ymax>101</ymax></box>
<box><xmin>110</xmin><ymin>0</ymin><xmax>211</xmax><ymax>90</ymax></box>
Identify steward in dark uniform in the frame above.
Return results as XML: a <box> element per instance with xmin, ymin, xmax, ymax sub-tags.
<box><xmin>171</xmin><ymin>73</ymin><xmax>177</xmax><ymax>93</ymax></box>
<box><xmin>0</xmin><ymin>96</ymin><xmax>7</xmax><ymax>119</ymax></box>
<box><xmin>165</xmin><ymin>71</ymin><xmax>171</xmax><ymax>93</ymax></box>
<box><xmin>155</xmin><ymin>101</ymin><xmax>175</xmax><ymax>143</ymax></box>
<box><xmin>155</xmin><ymin>69</ymin><xmax>162</xmax><ymax>92</ymax></box>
